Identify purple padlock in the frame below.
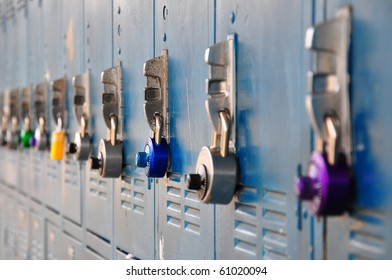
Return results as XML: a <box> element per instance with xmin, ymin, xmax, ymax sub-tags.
<box><xmin>295</xmin><ymin>151</ymin><xmax>351</xmax><ymax>215</ymax></box>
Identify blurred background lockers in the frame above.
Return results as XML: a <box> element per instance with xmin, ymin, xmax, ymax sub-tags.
<box><xmin>0</xmin><ymin>0</ymin><xmax>392</xmax><ymax>260</ymax></box>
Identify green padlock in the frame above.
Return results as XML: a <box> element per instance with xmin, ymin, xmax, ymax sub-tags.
<box><xmin>20</xmin><ymin>117</ymin><xmax>34</xmax><ymax>148</ymax></box>
<box><xmin>20</xmin><ymin>129</ymin><xmax>34</xmax><ymax>148</ymax></box>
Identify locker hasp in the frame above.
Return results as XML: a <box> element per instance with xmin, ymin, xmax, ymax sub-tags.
<box><xmin>90</xmin><ymin>63</ymin><xmax>123</xmax><ymax>178</ymax></box>
<box><xmin>20</xmin><ymin>87</ymin><xmax>34</xmax><ymax>148</ymax></box>
<box><xmin>67</xmin><ymin>70</ymin><xmax>91</xmax><ymax>161</ymax></box>
<box><xmin>31</xmin><ymin>82</ymin><xmax>49</xmax><ymax>151</ymax></box>
<box><xmin>5</xmin><ymin>89</ymin><xmax>21</xmax><ymax>150</ymax></box>
<box><xmin>295</xmin><ymin>5</ymin><xmax>352</xmax><ymax>216</ymax></box>
<box><xmin>186</xmin><ymin>34</ymin><xmax>238</xmax><ymax>204</ymax></box>
<box><xmin>135</xmin><ymin>50</ymin><xmax>170</xmax><ymax>178</ymax></box>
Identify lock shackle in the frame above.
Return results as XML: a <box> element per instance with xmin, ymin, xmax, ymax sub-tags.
<box><xmin>109</xmin><ymin>114</ymin><xmax>118</xmax><ymax>146</ymax></box>
<box><xmin>56</xmin><ymin>115</ymin><xmax>63</xmax><ymax>131</ymax></box>
<box><xmin>210</xmin><ymin>109</ymin><xmax>231</xmax><ymax>158</ymax></box>
<box><xmin>80</xmin><ymin>114</ymin><xmax>88</xmax><ymax>138</ymax></box>
<box><xmin>324</xmin><ymin>115</ymin><xmax>341</xmax><ymax>166</ymax></box>
<box><xmin>23</xmin><ymin>116</ymin><xmax>31</xmax><ymax>131</ymax></box>
<box><xmin>38</xmin><ymin>116</ymin><xmax>45</xmax><ymax>133</ymax></box>
<box><xmin>154</xmin><ymin>113</ymin><xmax>163</xmax><ymax>145</ymax></box>
<box><xmin>11</xmin><ymin>116</ymin><xmax>19</xmax><ymax>133</ymax></box>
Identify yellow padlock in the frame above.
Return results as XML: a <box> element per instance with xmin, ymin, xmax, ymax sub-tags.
<box><xmin>50</xmin><ymin>131</ymin><xmax>65</xmax><ymax>160</ymax></box>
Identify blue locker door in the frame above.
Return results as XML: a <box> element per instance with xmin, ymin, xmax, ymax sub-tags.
<box><xmin>215</xmin><ymin>0</ymin><xmax>316</xmax><ymax>259</ymax></box>
<box><xmin>0</xmin><ymin>1</ymin><xmax>5</xmax><ymax>90</ymax></box>
<box><xmin>113</xmin><ymin>0</ymin><xmax>155</xmax><ymax>259</ymax></box>
<box><xmin>28</xmin><ymin>0</ymin><xmax>46</xmax><ymax>203</ymax></box>
<box><xmin>27</xmin><ymin>0</ymin><xmax>44</xmax><ymax>85</ymax></box>
<box><xmin>84</xmin><ymin>0</ymin><xmax>114</xmax><ymax>246</ymax></box>
<box><xmin>154</xmin><ymin>0</ymin><xmax>215</xmax><ymax>259</ymax></box>
<box><xmin>60</xmin><ymin>0</ymin><xmax>84</xmax><ymax>226</ymax></box>
<box><xmin>42</xmin><ymin>0</ymin><xmax>63</xmax><ymax>213</ymax></box>
<box><xmin>325</xmin><ymin>0</ymin><xmax>392</xmax><ymax>260</ymax></box>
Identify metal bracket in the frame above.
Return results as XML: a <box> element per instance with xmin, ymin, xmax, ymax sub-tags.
<box><xmin>72</xmin><ymin>70</ymin><xmax>90</xmax><ymax>135</ymax></box>
<box><xmin>205</xmin><ymin>33</ymin><xmax>236</xmax><ymax>156</ymax></box>
<box><xmin>20</xmin><ymin>86</ymin><xmax>32</xmax><ymax>126</ymax></box>
<box><xmin>101</xmin><ymin>62</ymin><xmax>123</xmax><ymax>141</ymax></box>
<box><xmin>51</xmin><ymin>76</ymin><xmax>67</xmax><ymax>131</ymax></box>
<box><xmin>305</xmin><ymin>5</ymin><xmax>352</xmax><ymax>165</ymax></box>
<box><xmin>9</xmin><ymin>89</ymin><xmax>19</xmax><ymax>124</ymax></box>
<box><xmin>143</xmin><ymin>49</ymin><xmax>169</xmax><ymax>144</ymax></box>
<box><xmin>34</xmin><ymin>82</ymin><xmax>48</xmax><ymax>129</ymax></box>
<box><xmin>6</xmin><ymin>89</ymin><xmax>20</xmax><ymax>149</ymax></box>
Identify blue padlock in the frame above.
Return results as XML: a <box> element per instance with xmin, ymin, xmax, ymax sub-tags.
<box><xmin>136</xmin><ymin>137</ymin><xmax>169</xmax><ymax>178</ymax></box>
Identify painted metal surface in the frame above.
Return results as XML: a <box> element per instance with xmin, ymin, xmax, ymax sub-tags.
<box><xmin>155</xmin><ymin>0</ymin><xmax>215</xmax><ymax>260</ymax></box>
<box><xmin>325</xmin><ymin>0</ymin><xmax>392</xmax><ymax>260</ymax></box>
<box><xmin>84</xmin><ymin>0</ymin><xmax>114</xmax><ymax>247</ymax></box>
<box><xmin>0</xmin><ymin>0</ymin><xmax>391</xmax><ymax>260</ymax></box>
<box><xmin>215</xmin><ymin>0</ymin><xmax>314</xmax><ymax>259</ymax></box>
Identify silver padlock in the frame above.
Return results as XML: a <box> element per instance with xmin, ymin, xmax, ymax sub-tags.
<box><xmin>91</xmin><ymin>115</ymin><xmax>123</xmax><ymax>177</ymax></box>
<box><xmin>90</xmin><ymin>63</ymin><xmax>123</xmax><ymax>178</ymax></box>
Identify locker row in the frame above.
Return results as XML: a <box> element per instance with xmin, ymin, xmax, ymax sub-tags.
<box><xmin>1</xmin><ymin>5</ymin><xmax>353</xmax><ymax>214</ymax></box>
<box><xmin>1</xmin><ymin>0</ymin><xmax>392</xmax><ymax>259</ymax></box>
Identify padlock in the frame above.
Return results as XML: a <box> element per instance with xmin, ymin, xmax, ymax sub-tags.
<box><xmin>20</xmin><ymin>116</ymin><xmax>33</xmax><ymax>148</ymax></box>
<box><xmin>90</xmin><ymin>114</ymin><xmax>123</xmax><ymax>178</ymax></box>
<box><xmin>20</xmin><ymin>129</ymin><xmax>33</xmax><ymax>148</ymax></box>
<box><xmin>50</xmin><ymin>130</ymin><xmax>65</xmax><ymax>160</ymax></box>
<box><xmin>136</xmin><ymin>137</ymin><xmax>169</xmax><ymax>178</ymax></box>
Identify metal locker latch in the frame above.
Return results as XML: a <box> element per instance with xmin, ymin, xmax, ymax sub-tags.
<box><xmin>50</xmin><ymin>76</ymin><xmax>67</xmax><ymax>160</ymax></box>
<box><xmin>186</xmin><ymin>34</ymin><xmax>238</xmax><ymax>204</ymax></box>
<box><xmin>6</xmin><ymin>89</ymin><xmax>21</xmax><ymax>150</ymax></box>
<box><xmin>32</xmin><ymin>82</ymin><xmax>49</xmax><ymax>151</ymax></box>
<box><xmin>295</xmin><ymin>5</ymin><xmax>352</xmax><ymax>216</ymax></box>
<box><xmin>20</xmin><ymin>87</ymin><xmax>34</xmax><ymax>148</ymax></box>
<box><xmin>67</xmin><ymin>70</ymin><xmax>91</xmax><ymax>161</ymax></box>
<box><xmin>135</xmin><ymin>50</ymin><xmax>170</xmax><ymax>178</ymax></box>
<box><xmin>90</xmin><ymin>62</ymin><xmax>123</xmax><ymax>178</ymax></box>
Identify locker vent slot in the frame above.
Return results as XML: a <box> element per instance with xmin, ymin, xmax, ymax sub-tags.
<box><xmin>46</xmin><ymin>160</ymin><xmax>59</xmax><ymax>181</ymax></box>
<box><xmin>234</xmin><ymin>201</ymin><xmax>257</xmax><ymax>256</ymax></box>
<box><xmin>32</xmin><ymin>154</ymin><xmax>41</xmax><ymax>184</ymax></box>
<box><xmin>31</xmin><ymin>238</ymin><xmax>43</xmax><ymax>259</ymax></box>
<box><xmin>164</xmin><ymin>176</ymin><xmax>201</xmax><ymax>235</ymax></box>
<box><xmin>31</xmin><ymin>217</ymin><xmax>43</xmax><ymax>260</ymax></box>
<box><xmin>349</xmin><ymin>208</ymin><xmax>385</xmax><ymax>259</ymax></box>
<box><xmin>18</xmin><ymin>230</ymin><xmax>28</xmax><ymax>259</ymax></box>
<box><xmin>89</xmin><ymin>175</ymin><xmax>108</xmax><ymax>201</ymax></box>
<box><xmin>262</xmin><ymin>187</ymin><xmax>287</xmax><ymax>205</ymax></box>
<box><xmin>120</xmin><ymin>174</ymin><xmax>146</xmax><ymax>215</ymax></box>
<box><xmin>64</xmin><ymin>159</ymin><xmax>78</xmax><ymax>188</ymax></box>
<box><xmin>261</xmin><ymin>187</ymin><xmax>288</xmax><ymax>259</ymax></box>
